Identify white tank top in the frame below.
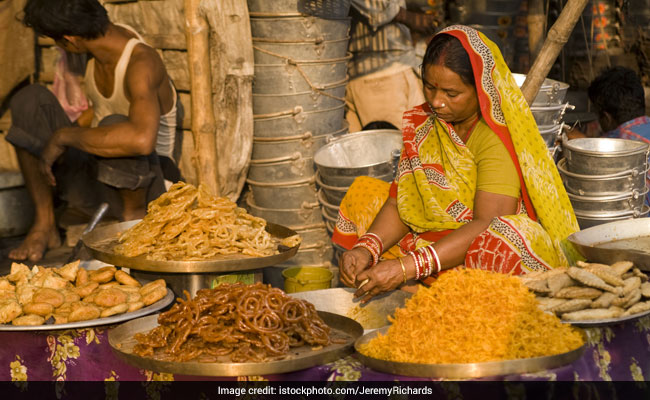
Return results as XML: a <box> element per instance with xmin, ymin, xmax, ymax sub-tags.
<box><xmin>84</xmin><ymin>25</ymin><xmax>177</xmax><ymax>161</ymax></box>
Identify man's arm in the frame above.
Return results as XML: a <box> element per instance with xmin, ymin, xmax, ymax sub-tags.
<box><xmin>54</xmin><ymin>46</ymin><xmax>164</xmax><ymax>158</ymax></box>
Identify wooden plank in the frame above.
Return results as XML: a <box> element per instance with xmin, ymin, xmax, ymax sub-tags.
<box><xmin>105</xmin><ymin>0</ymin><xmax>185</xmax><ymax>43</ymax></box>
<box><xmin>38</xmin><ymin>46</ymin><xmax>59</xmax><ymax>83</ymax></box>
<box><xmin>178</xmin><ymin>91</ymin><xmax>191</xmax><ymax>130</ymax></box>
<box><xmin>162</xmin><ymin>50</ymin><xmax>190</xmax><ymax>92</ymax></box>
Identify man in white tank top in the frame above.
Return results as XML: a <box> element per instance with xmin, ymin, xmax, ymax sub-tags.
<box><xmin>6</xmin><ymin>0</ymin><xmax>179</xmax><ymax>262</ymax></box>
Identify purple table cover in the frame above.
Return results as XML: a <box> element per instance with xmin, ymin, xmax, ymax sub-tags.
<box><xmin>1</xmin><ymin>316</ymin><xmax>649</xmax><ymax>382</ymax></box>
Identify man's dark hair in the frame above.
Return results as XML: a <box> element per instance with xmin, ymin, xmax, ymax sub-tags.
<box><xmin>23</xmin><ymin>0</ymin><xmax>109</xmax><ymax>41</ymax></box>
<box><xmin>421</xmin><ymin>33</ymin><xmax>474</xmax><ymax>87</ymax></box>
<box><xmin>588</xmin><ymin>66</ymin><xmax>646</xmax><ymax>125</ymax></box>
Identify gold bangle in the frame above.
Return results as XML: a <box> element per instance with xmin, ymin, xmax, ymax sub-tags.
<box><xmin>398</xmin><ymin>258</ymin><xmax>407</xmax><ymax>284</ymax></box>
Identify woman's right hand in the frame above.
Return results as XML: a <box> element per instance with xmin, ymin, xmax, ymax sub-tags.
<box><xmin>339</xmin><ymin>247</ymin><xmax>372</xmax><ymax>288</ymax></box>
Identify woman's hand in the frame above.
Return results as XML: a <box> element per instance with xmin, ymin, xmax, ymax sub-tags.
<box><xmin>339</xmin><ymin>247</ymin><xmax>372</xmax><ymax>288</ymax></box>
<box><xmin>354</xmin><ymin>260</ymin><xmax>404</xmax><ymax>304</ymax></box>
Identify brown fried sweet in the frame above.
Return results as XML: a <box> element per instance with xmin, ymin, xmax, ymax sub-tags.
<box><xmin>0</xmin><ymin>300</ymin><xmax>22</xmax><ymax>324</ymax></box>
<box><xmin>89</xmin><ymin>266</ymin><xmax>116</xmax><ymax>283</ymax></box>
<box><xmin>12</xmin><ymin>314</ymin><xmax>45</xmax><ymax>326</ymax></box>
<box><xmin>0</xmin><ymin>279</ymin><xmax>15</xmax><ymax>292</ymax></box>
<box><xmin>140</xmin><ymin>279</ymin><xmax>166</xmax><ymax>296</ymax></box>
<box><xmin>23</xmin><ymin>302</ymin><xmax>54</xmax><ymax>316</ymax></box>
<box><xmin>94</xmin><ymin>288</ymin><xmax>128</xmax><ymax>308</ymax></box>
<box><xmin>76</xmin><ymin>268</ymin><xmax>89</xmax><ymax>287</ymax></box>
<box><xmin>142</xmin><ymin>286</ymin><xmax>167</xmax><ymax>306</ymax></box>
<box><xmin>68</xmin><ymin>302</ymin><xmax>101</xmax><ymax>322</ymax></box>
<box><xmin>127</xmin><ymin>301</ymin><xmax>145</xmax><ymax>313</ymax></box>
<box><xmin>100</xmin><ymin>303</ymin><xmax>129</xmax><ymax>318</ymax></box>
<box><xmin>115</xmin><ymin>270</ymin><xmax>141</xmax><ymax>287</ymax></box>
<box><xmin>74</xmin><ymin>282</ymin><xmax>99</xmax><ymax>299</ymax></box>
<box><xmin>32</xmin><ymin>288</ymin><xmax>65</xmax><ymax>308</ymax></box>
<box><xmin>57</xmin><ymin>260</ymin><xmax>80</xmax><ymax>282</ymax></box>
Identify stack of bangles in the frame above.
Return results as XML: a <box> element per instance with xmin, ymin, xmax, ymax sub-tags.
<box><xmin>353</xmin><ymin>232</ymin><xmax>384</xmax><ymax>267</ymax></box>
<box><xmin>409</xmin><ymin>245</ymin><xmax>441</xmax><ymax>280</ymax></box>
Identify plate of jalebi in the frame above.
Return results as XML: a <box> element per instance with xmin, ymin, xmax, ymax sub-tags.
<box><xmin>107</xmin><ymin>282</ymin><xmax>363</xmax><ymax>376</ymax></box>
<box><xmin>354</xmin><ymin>269</ymin><xmax>586</xmax><ymax>379</ymax></box>
<box><xmin>82</xmin><ymin>181</ymin><xmax>301</xmax><ymax>273</ymax></box>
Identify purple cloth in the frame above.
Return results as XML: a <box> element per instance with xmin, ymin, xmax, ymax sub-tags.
<box><xmin>1</xmin><ymin>316</ymin><xmax>650</xmax><ymax>382</ymax></box>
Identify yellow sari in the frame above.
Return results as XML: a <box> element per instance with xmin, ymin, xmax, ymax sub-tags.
<box><xmin>333</xmin><ymin>25</ymin><xmax>580</xmax><ymax>277</ymax></box>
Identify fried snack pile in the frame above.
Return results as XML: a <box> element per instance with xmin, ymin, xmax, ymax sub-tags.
<box><xmin>359</xmin><ymin>269</ymin><xmax>584</xmax><ymax>364</ymax></box>
<box><xmin>114</xmin><ymin>182</ymin><xmax>281</xmax><ymax>261</ymax></box>
<box><xmin>523</xmin><ymin>260</ymin><xmax>650</xmax><ymax>321</ymax></box>
<box><xmin>133</xmin><ymin>282</ymin><xmax>338</xmax><ymax>363</ymax></box>
<box><xmin>0</xmin><ymin>261</ymin><xmax>168</xmax><ymax>326</ymax></box>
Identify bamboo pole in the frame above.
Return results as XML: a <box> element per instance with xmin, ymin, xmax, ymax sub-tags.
<box><xmin>527</xmin><ymin>0</ymin><xmax>546</xmax><ymax>62</ymax></box>
<box><xmin>183</xmin><ymin>0</ymin><xmax>220</xmax><ymax>195</ymax></box>
<box><xmin>521</xmin><ymin>0</ymin><xmax>590</xmax><ymax>105</ymax></box>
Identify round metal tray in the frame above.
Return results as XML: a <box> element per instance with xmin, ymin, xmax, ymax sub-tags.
<box><xmin>108</xmin><ymin>311</ymin><xmax>362</xmax><ymax>376</ymax></box>
<box><xmin>0</xmin><ymin>289</ymin><xmax>174</xmax><ymax>331</ymax></box>
<box><xmin>354</xmin><ymin>326</ymin><xmax>586</xmax><ymax>379</ymax></box>
<box><xmin>563</xmin><ymin>308</ymin><xmax>650</xmax><ymax>327</ymax></box>
<box><xmin>82</xmin><ymin>220</ymin><xmax>300</xmax><ymax>273</ymax></box>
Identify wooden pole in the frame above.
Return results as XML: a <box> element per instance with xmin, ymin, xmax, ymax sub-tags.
<box><xmin>183</xmin><ymin>0</ymin><xmax>220</xmax><ymax>195</ymax></box>
<box><xmin>527</xmin><ymin>0</ymin><xmax>546</xmax><ymax>62</ymax></box>
<box><xmin>521</xmin><ymin>0</ymin><xmax>590</xmax><ymax>105</ymax></box>
<box><xmin>204</xmin><ymin>0</ymin><xmax>254</xmax><ymax>202</ymax></box>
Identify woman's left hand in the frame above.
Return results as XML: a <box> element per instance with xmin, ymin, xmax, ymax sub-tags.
<box><xmin>354</xmin><ymin>260</ymin><xmax>404</xmax><ymax>304</ymax></box>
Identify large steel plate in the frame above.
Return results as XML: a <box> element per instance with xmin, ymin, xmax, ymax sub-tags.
<box><xmin>355</xmin><ymin>327</ymin><xmax>586</xmax><ymax>379</ymax></box>
<box><xmin>82</xmin><ymin>220</ymin><xmax>300</xmax><ymax>273</ymax></box>
<box><xmin>108</xmin><ymin>311</ymin><xmax>362</xmax><ymax>376</ymax></box>
<box><xmin>562</xmin><ymin>308</ymin><xmax>650</xmax><ymax>327</ymax></box>
<box><xmin>568</xmin><ymin>218</ymin><xmax>650</xmax><ymax>270</ymax></box>
<box><xmin>0</xmin><ymin>289</ymin><xmax>174</xmax><ymax>331</ymax></box>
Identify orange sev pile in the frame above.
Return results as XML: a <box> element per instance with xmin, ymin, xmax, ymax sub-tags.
<box><xmin>359</xmin><ymin>269</ymin><xmax>584</xmax><ymax>364</ymax></box>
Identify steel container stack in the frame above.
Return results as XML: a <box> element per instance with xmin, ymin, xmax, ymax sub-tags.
<box><xmin>246</xmin><ymin>0</ymin><xmax>352</xmax><ymax>286</ymax></box>
<box><xmin>558</xmin><ymin>138</ymin><xmax>650</xmax><ymax>228</ymax></box>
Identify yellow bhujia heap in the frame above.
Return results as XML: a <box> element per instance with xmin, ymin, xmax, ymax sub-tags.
<box><xmin>360</xmin><ymin>269</ymin><xmax>584</xmax><ymax>364</ymax></box>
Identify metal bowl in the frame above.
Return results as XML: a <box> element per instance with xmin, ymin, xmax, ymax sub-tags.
<box><xmin>538</xmin><ymin>124</ymin><xmax>562</xmax><ymax>148</ymax></box>
<box><xmin>568</xmin><ymin>188</ymin><xmax>648</xmax><ymax>213</ymax></box>
<box><xmin>563</xmin><ymin>138</ymin><xmax>649</xmax><ymax>175</ymax></box>
<box><xmin>558</xmin><ymin>158</ymin><xmax>648</xmax><ymax>196</ymax></box>
<box><xmin>530</xmin><ymin>103</ymin><xmax>572</xmax><ymax>126</ymax></box>
<box><xmin>314</xmin><ymin>129</ymin><xmax>402</xmax><ymax>187</ymax></box>
<box><xmin>512</xmin><ymin>73</ymin><xmax>570</xmax><ymax>106</ymax></box>
<box><xmin>574</xmin><ymin>206</ymin><xmax>650</xmax><ymax>230</ymax></box>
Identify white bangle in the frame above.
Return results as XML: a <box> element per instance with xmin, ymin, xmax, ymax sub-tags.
<box><xmin>429</xmin><ymin>245</ymin><xmax>441</xmax><ymax>274</ymax></box>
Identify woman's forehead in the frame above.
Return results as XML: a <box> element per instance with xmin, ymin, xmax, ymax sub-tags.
<box><xmin>423</xmin><ymin>64</ymin><xmax>466</xmax><ymax>87</ymax></box>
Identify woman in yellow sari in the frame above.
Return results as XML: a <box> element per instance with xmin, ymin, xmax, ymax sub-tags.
<box><xmin>334</xmin><ymin>25</ymin><xmax>580</xmax><ymax>303</ymax></box>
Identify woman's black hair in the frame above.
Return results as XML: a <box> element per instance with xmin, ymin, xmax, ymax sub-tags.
<box><xmin>421</xmin><ymin>33</ymin><xmax>475</xmax><ymax>87</ymax></box>
<box><xmin>22</xmin><ymin>0</ymin><xmax>109</xmax><ymax>41</ymax></box>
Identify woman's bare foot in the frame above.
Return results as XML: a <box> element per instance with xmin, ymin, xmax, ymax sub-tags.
<box><xmin>8</xmin><ymin>227</ymin><xmax>61</xmax><ymax>262</ymax></box>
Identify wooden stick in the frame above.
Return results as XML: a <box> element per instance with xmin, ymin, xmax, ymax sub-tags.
<box><xmin>527</xmin><ymin>0</ymin><xmax>546</xmax><ymax>62</ymax></box>
<box><xmin>183</xmin><ymin>0</ymin><xmax>220</xmax><ymax>195</ymax></box>
<box><xmin>521</xmin><ymin>0</ymin><xmax>590</xmax><ymax>105</ymax></box>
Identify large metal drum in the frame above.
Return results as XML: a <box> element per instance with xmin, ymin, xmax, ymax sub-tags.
<box><xmin>253</xmin><ymin>55</ymin><xmax>350</xmax><ymax>95</ymax></box>
<box><xmin>245</xmin><ymin>193</ymin><xmax>324</xmax><ymax>228</ymax></box>
<box><xmin>563</xmin><ymin>138</ymin><xmax>649</xmax><ymax>176</ymax></box>
<box><xmin>574</xmin><ymin>206</ymin><xmax>650</xmax><ymax>229</ymax></box>
<box><xmin>314</xmin><ymin>130</ymin><xmax>402</xmax><ymax>187</ymax></box>
<box><xmin>530</xmin><ymin>103</ymin><xmax>571</xmax><ymax>126</ymax></box>
<box><xmin>568</xmin><ymin>189</ymin><xmax>648</xmax><ymax>213</ymax></box>
<box><xmin>254</xmin><ymin>104</ymin><xmax>345</xmax><ymax>137</ymax></box>
<box><xmin>250</xmin><ymin>17</ymin><xmax>351</xmax><ymax>41</ymax></box>
<box><xmin>0</xmin><ymin>171</ymin><xmax>34</xmax><ymax>238</ymax></box>
<box><xmin>253</xmin><ymin>81</ymin><xmax>346</xmax><ymax>115</ymax></box>
<box><xmin>252</xmin><ymin>126</ymin><xmax>346</xmax><ymax>160</ymax></box>
<box><xmin>253</xmin><ymin>38</ymin><xmax>350</xmax><ymax>64</ymax></box>
<box><xmin>247</xmin><ymin>176</ymin><xmax>318</xmax><ymax>209</ymax></box>
<box><xmin>247</xmin><ymin>153</ymin><xmax>315</xmax><ymax>182</ymax></box>
<box><xmin>247</xmin><ymin>0</ymin><xmax>351</xmax><ymax>18</ymax></box>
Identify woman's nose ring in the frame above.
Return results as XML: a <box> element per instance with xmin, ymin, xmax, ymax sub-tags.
<box><xmin>440</xmin><ymin>103</ymin><xmax>446</xmax><ymax>107</ymax></box>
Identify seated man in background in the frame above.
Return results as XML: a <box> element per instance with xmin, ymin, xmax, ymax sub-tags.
<box><xmin>587</xmin><ymin>66</ymin><xmax>650</xmax><ymax>141</ymax></box>
<box><xmin>345</xmin><ymin>0</ymin><xmax>440</xmax><ymax>132</ymax></box>
<box><xmin>6</xmin><ymin>0</ymin><xmax>180</xmax><ymax>262</ymax></box>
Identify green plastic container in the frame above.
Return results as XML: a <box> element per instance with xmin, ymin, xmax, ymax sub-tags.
<box><xmin>282</xmin><ymin>266</ymin><xmax>333</xmax><ymax>293</ymax></box>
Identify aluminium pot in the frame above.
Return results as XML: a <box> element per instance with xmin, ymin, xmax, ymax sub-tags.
<box><xmin>574</xmin><ymin>206</ymin><xmax>650</xmax><ymax>230</ymax></box>
<box><xmin>558</xmin><ymin>158</ymin><xmax>648</xmax><ymax>196</ymax></box>
<box><xmin>247</xmin><ymin>176</ymin><xmax>318</xmax><ymax>209</ymax></box>
<box><xmin>245</xmin><ymin>190</ymin><xmax>324</xmax><ymax>228</ymax></box>
<box><xmin>563</xmin><ymin>138</ymin><xmax>649</xmax><ymax>175</ymax></box>
<box><xmin>254</xmin><ymin>104</ymin><xmax>345</xmax><ymax>137</ymax></box>
<box><xmin>512</xmin><ymin>73</ymin><xmax>570</xmax><ymax>106</ymax></box>
<box><xmin>252</xmin><ymin>125</ymin><xmax>347</xmax><ymax>160</ymax></box>
<box><xmin>247</xmin><ymin>0</ymin><xmax>351</xmax><ymax>18</ymax></box>
<box><xmin>567</xmin><ymin>188</ymin><xmax>648</xmax><ymax>213</ymax></box>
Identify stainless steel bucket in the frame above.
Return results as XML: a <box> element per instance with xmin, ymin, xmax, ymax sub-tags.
<box><xmin>252</xmin><ymin>126</ymin><xmax>347</xmax><ymax>160</ymax></box>
<box><xmin>563</xmin><ymin>138</ymin><xmax>650</xmax><ymax>175</ymax></box>
<box><xmin>253</xmin><ymin>37</ymin><xmax>350</xmax><ymax>64</ymax></box>
<box><xmin>315</xmin><ymin>173</ymin><xmax>348</xmax><ymax>206</ymax></box>
<box><xmin>314</xmin><ymin>129</ymin><xmax>402</xmax><ymax>187</ymax></box>
<box><xmin>574</xmin><ymin>206</ymin><xmax>650</xmax><ymax>229</ymax></box>
<box><xmin>252</xmin><ymin>80</ymin><xmax>346</xmax><ymax>115</ymax></box>
<box><xmin>530</xmin><ymin>103</ymin><xmax>572</xmax><ymax>126</ymax></box>
<box><xmin>568</xmin><ymin>188</ymin><xmax>648</xmax><ymax>213</ymax></box>
<box><xmin>512</xmin><ymin>73</ymin><xmax>570</xmax><ymax>106</ymax></box>
<box><xmin>250</xmin><ymin>16</ymin><xmax>351</xmax><ymax>41</ymax></box>
<box><xmin>245</xmin><ymin>192</ymin><xmax>324</xmax><ymax>228</ymax></box>
<box><xmin>254</xmin><ymin>104</ymin><xmax>345</xmax><ymax>136</ymax></box>
<box><xmin>0</xmin><ymin>171</ymin><xmax>34</xmax><ymax>238</ymax></box>
<box><xmin>247</xmin><ymin>176</ymin><xmax>318</xmax><ymax>209</ymax></box>
<box><xmin>558</xmin><ymin>158</ymin><xmax>648</xmax><ymax>196</ymax></box>
<box><xmin>247</xmin><ymin>153</ymin><xmax>315</xmax><ymax>182</ymax></box>
<box><xmin>317</xmin><ymin>188</ymin><xmax>340</xmax><ymax>217</ymax></box>
<box><xmin>253</xmin><ymin>55</ymin><xmax>351</xmax><ymax>95</ymax></box>
<box><xmin>247</xmin><ymin>0</ymin><xmax>351</xmax><ymax>18</ymax></box>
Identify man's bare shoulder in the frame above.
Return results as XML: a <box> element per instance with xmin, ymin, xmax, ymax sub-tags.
<box><xmin>126</xmin><ymin>43</ymin><xmax>168</xmax><ymax>83</ymax></box>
